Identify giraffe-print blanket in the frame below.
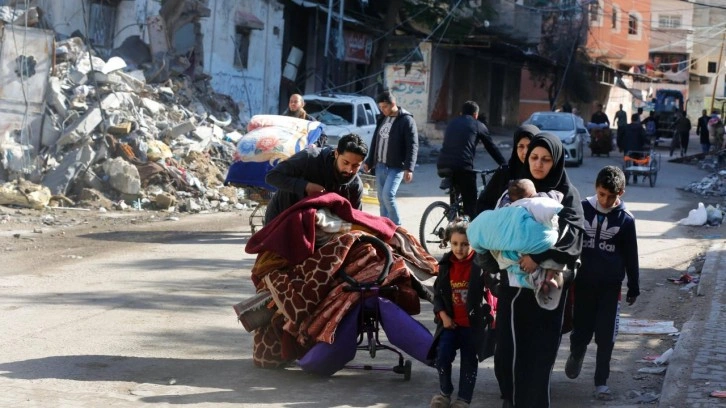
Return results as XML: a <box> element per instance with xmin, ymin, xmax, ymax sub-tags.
<box><xmin>251</xmin><ymin>228</ymin><xmax>437</xmax><ymax>368</ymax></box>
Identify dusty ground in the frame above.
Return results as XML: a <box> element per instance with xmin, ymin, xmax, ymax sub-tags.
<box><xmin>0</xmin><ymin>198</ymin><xmax>718</xmax><ymax>406</ymax></box>
<box><xmin>1</xmin><ymin>147</ymin><xmax>723</xmax><ymax>406</ymax></box>
<box><xmin>0</xmin><ymin>205</ymin><xmax>253</xmax><ymax>273</ymax></box>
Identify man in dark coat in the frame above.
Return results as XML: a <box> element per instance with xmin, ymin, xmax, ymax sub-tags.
<box><xmin>696</xmin><ymin>109</ymin><xmax>711</xmax><ymax>154</ymax></box>
<box><xmin>672</xmin><ymin>111</ymin><xmax>691</xmax><ymax>157</ymax></box>
<box><xmin>264</xmin><ymin>134</ymin><xmax>368</xmax><ymax>224</ymax></box>
<box><xmin>622</xmin><ymin>113</ymin><xmax>647</xmax><ymax>155</ymax></box>
<box><xmin>437</xmin><ymin>101</ymin><xmax>506</xmax><ymax>220</ymax></box>
<box><xmin>363</xmin><ymin>90</ymin><xmax>418</xmax><ymax>225</ymax></box>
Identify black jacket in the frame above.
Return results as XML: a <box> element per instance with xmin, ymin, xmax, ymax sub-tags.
<box><xmin>622</xmin><ymin>122</ymin><xmax>647</xmax><ymax>153</ymax></box>
<box><xmin>697</xmin><ymin>115</ymin><xmax>710</xmax><ymax>144</ymax></box>
<box><xmin>437</xmin><ymin>115</ymin><xmax>506</xmax><ymax>170</ymax></box>
<box><xmin>365</xmin><ymin>108</ymin><xmax>418</xmax><ymax>172</ymax></box>
<box><xmin>264</xmin><ymin>146</ymin><xmax>363</xmax><ymax>223</ymax></box>
<box><xmin>427</xmin><ymin>252</ymin><xmax>493</xmax><ymax>363</ymax></box>
<box><xmin>578</xmin><ymin>197</ymin><xmax>640</xmax><ymax>298</ymax></box>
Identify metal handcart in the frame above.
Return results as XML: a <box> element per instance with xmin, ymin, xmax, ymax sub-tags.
<box><xmin>623</xmin><ymin>148</ymin><xmax>661</xmax><ymax>187</ymax></box>
<box><xmin>360</xmin><ymin>173</ymin><xmax>379</xmax><ymax>205</ymax></box>
<box><xmin>241</xmin><ymin>186</ymin><xmax>274</xmax><ymax>233</ymax></box>
<box><xmin>224</xmin><ymin>160</ymin><xmax>276</xmax><ymax>233</ymax></box>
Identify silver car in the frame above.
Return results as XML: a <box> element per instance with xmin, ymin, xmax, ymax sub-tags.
<box><xmin>523</xmin><ymin>112</ymin><xmax>589</xmax><ymax>166</ymax></box>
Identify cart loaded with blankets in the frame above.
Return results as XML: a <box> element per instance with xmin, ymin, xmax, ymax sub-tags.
<box><xmin>234</xmin><ymin>194</ymin><xmax>439</xmax><ymax>379</ymax></box>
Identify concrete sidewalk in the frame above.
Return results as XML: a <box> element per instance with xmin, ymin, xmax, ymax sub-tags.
<box><xmin>660</xmin><ymin>241</ymin><xmax>726</xmax><ymax>407</ymax></box>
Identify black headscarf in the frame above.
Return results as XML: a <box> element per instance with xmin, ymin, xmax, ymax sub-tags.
<box><xmin>507</xmin><ymin>124</ymin><xmax>540</xmax><ymax>178</ymax></box>
<box><xmin>523</xmin><ymin>132</ymin><xmax>584</xmax><ymax>267</ymax></box>
<box><xmin>475</xmin><ymin>125</ymin><xmax>541</xmax><ymax>213</ymax></box>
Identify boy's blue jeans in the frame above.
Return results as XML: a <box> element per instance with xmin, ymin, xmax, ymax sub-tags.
<box><xmin>436</xmin><ymin>326</ymin><xmax>478</xmax><ymax>403</ymax></box>
<box><xmin>375</xmin><ymin>163</ymin><xmax>404</xmax><ymax>225</ymax></box>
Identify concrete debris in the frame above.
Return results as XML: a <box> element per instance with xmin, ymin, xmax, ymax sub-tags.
<box><xmin>0</xmin><ymin>4</ymin><xmax>250</xmax><ymax>215</ymax></box>
<box><xmin>0</xmin><ymin>180</ymin><xmax>51</xmax><ymax>210</ymax></box>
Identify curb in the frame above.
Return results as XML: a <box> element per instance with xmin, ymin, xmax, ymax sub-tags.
<box><xmin>659</xmin><ymin>241</ymin><xmax>726</xmax><ymax>407</ymax></box>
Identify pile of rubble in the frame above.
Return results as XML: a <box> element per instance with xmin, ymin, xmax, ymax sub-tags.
<box><xmin>0</xmin><ymin>5</ymin><xmax>251</xmax><ymax>214</ymax></box>
<box><xmin>682</xmin><ymin>170</ymin><xmax>726</xmax><ymax>198</ymax></box>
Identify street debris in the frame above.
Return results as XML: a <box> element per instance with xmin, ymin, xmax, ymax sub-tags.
<box><xmin>679</xmin><ymin>202</ymin><xmax>708</xmax><ymax>226</ymax></box>
<box><xmin>637</xmin><ymin>366</ymin><xmax>667</xmax><ymax>375</ymax></box>
<box><xmin>625</xmin><ymin>389</ymin><xmax>660</xmax><ymax>404</ymax></box>
<box><xmin>711</xmin><ymin>390</ymin><xmax>726</xmax><ymax>398</ymax></box>
<box><xmin>619</xmin><ymin>318</ymin><xmax>679</xmax><ymax>335</ymax></box>
<box><xmin>0</xmin><ymin>3</ymin><xmax>254</xmax><ymax>215</ymax></box>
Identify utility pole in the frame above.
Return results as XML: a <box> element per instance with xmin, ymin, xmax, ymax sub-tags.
<box><xmin>322</xmin><ymin>0</ymin><xmax>334</xmax><ymax>92</ymax></box>
<box><xmin>710</xmin><ymin>31</ymin><xmax>726</xmax><ymax>113</ymax></box>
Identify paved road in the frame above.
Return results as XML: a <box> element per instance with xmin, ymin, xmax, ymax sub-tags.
<box><xmin>0</xmin><ymin>133</ymin><xmax>722</xmax><ymax>407</ymax></box>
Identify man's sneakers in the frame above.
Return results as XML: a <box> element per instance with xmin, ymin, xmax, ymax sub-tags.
<box><xmin>594</xmin><ymin>385</ymin><xmax>613</xmax><ymax>401</ymax></box>
<box><xmin>565</xmin><ymin>348</ymin><xmax>586</xmax><ymax>379</ymax></box>
<box><xmin>430</xmin><ymin>394</ymin><xmax>470</xmax><ymax>408</ymax></box>
<box><xmin>430</xmin><ymin>394</ymin><xmax>450</xmax><ymax>408</ymax></box>
<box><xmin>450</xmin><ymin>400</ymin><xmax>470</xmax><ymax>408</ymax></box>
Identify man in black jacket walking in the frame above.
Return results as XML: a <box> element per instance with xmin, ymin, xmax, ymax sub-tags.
<box><xmin>264</xmin><ymin>134</ymin><xmax>368</xmax><ymax>224</ymax></box>
<box><xmin>437</xmin><ymin>101</ymin><xmax>506</xmax><ymax>219</ymax></box>
<box><xmin>364</xmin><ymin>90</ymin><xmax>418</xmax><ymax>225</ymax></box>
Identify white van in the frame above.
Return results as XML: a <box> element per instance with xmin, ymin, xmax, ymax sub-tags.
<box><xmin>302</xmin><ymin>93</ymin><xmax>381</xmax><ymax>150</ymax></box>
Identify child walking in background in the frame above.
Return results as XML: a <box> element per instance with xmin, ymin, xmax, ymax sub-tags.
<box><xmin>565</xmin><ymin>166</ymin><xmax>640</xmax><ymax>401</ymax></box>
<box><xmin>427</xmin><ymin>219</ymin><xmax>494</xmax><ymax>408</ymax></box>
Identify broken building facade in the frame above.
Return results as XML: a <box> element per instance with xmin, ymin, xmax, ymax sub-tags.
<box><xmin>35</xmin><ymin>0</ymin><xmax>284</xmax><ymax>121</ymax></box>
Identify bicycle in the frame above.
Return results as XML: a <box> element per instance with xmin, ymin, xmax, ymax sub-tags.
<box><xmin>418</xmin><ymin>168</ymin><xmax>498</xmax><ymax>260</ymax></box>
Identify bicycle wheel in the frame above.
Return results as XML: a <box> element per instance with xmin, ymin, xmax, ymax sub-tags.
<box><xmin>419</xmin><ymin>201</ymin><xmax>452</xmax><ymax>260</ymax></box>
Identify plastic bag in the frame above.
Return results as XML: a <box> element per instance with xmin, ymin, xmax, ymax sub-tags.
<box><xmin>678</xmin><ymin>202</ymin><xmax>707</xmax><ymax>226</ymax></box>
<box><xmin>706</xmin><ymin>204</ymin><xmax>724</xmax><ymax>226</ymax></box>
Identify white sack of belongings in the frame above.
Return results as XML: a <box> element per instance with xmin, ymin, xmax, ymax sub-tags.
<box><xmin>678</xmin><ymin>202</ymin><xmax>707</xmax><ymax>226</ymax></box>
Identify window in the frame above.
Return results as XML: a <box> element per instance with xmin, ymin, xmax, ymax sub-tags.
<box><xmin>628</xmin><ymin>14</ymin><xmax>639</xmax><ymax>35</ymax></box>
<box><xmin>659</xmin><ymin>15</ymin><xmax>681</xmax><ymax>29</ymax></box>
<box><xmin>691</xmin><ymin>59</ymin><xmax>697</xmax><ymax>70</ymax></box>
<box><xmin>364</xmin><ymin>103</ymin><xmax>376</xmax><ymax>124</ymax></box>
<box><xmin>356</xmin><ymin>104</ymin><xmax>366</xmax><ymax>126</ymax></box>
<box><xmin>611</xmin><ymin>7</ymin><xmax>618</xmax><ymax>29</ymax></box>
<box><xmin>709</xmin><ymin>62</ymin><xmax>718</xmax><ymax>73</ymax></box>
<box><xmin>234</xmin><ymin>26</ymin><xmax>251</xmax><ymax>69</ymax></box>
<box><xmin>589</xmin><ymin>2</ymin><xmax>599</xmax><ymax>22</ymax></box>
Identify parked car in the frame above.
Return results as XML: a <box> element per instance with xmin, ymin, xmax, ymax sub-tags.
<box><xmin>523</xmin><ymin>111</ymin><xmax>589</xmax><ymax>166</ymax></box>
<box><xmin>302</xmin><ymin>93</ymin><xmax>380</xmax><ymax>150</ymax></box>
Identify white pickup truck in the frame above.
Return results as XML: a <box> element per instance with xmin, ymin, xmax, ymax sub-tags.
<box><xmin>302</xmin><ymin>93</ymin><xmax>380</xmax><ymax>150</ymax></box>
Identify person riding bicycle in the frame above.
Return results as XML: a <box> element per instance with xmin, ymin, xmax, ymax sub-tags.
<box><xmin>437</xmin><ymin>101</ymin><xmax>506</xmax><ymax>220</ymax></box>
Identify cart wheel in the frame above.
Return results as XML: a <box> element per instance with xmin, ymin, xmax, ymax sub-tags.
<box><xmin>649</xmin><ymin>171</ymin><xmax>657</xmax><ymax>187</ymax></box>
<box><xmin>632</xmin><ymin>174</ymin><xmax>637</xmax><ymax>184</ymax></box>
<box><xmin>624</xmin><ymin>174</ymin><xmax>629</xmax><ymax>185</ymax></box>
<box><xmin>403</xmin><ymin>359</ymin><xmax>412</xmax><ymax>381</ymax></box>
<box><xmin>649</xmin><ymin>159</ymin><xmax>658</xmax><ymax>187</ymax></box>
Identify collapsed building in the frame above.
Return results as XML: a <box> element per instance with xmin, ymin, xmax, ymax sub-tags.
<box><xmin>0</xmin><ymin>1</ymin><xmax>275</xmax><ymax>212</ymax></box>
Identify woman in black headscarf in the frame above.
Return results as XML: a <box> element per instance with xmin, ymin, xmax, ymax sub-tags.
<box><xmin>476</xmin><ymin>125</ymin><xmax>540</xmax><ymax>214</ymax></box>
<box><xmin>486</xmin><ymin>133</ymin><xmax>584</xmax><ymax>408</ymax></box>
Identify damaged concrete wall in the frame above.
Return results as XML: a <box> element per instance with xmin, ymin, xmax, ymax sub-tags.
<box><xmin>0</xmin><ymin>25</ymin><xmax>54</xmax><ymax>175</ymax></box>
<box><xmin>39</xmin><ymin>0</ymin><xmax>284</xmax><ymax>123</ymax></box>
<box><xmin>203</xmin><ymin>0</ymin><xmax>284</xmax><ymax>122</ymax></box>
<box><xmin>37</xmin><ymin>0</ymin><xmax>159</xmax><ymax>50</ymax></box>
